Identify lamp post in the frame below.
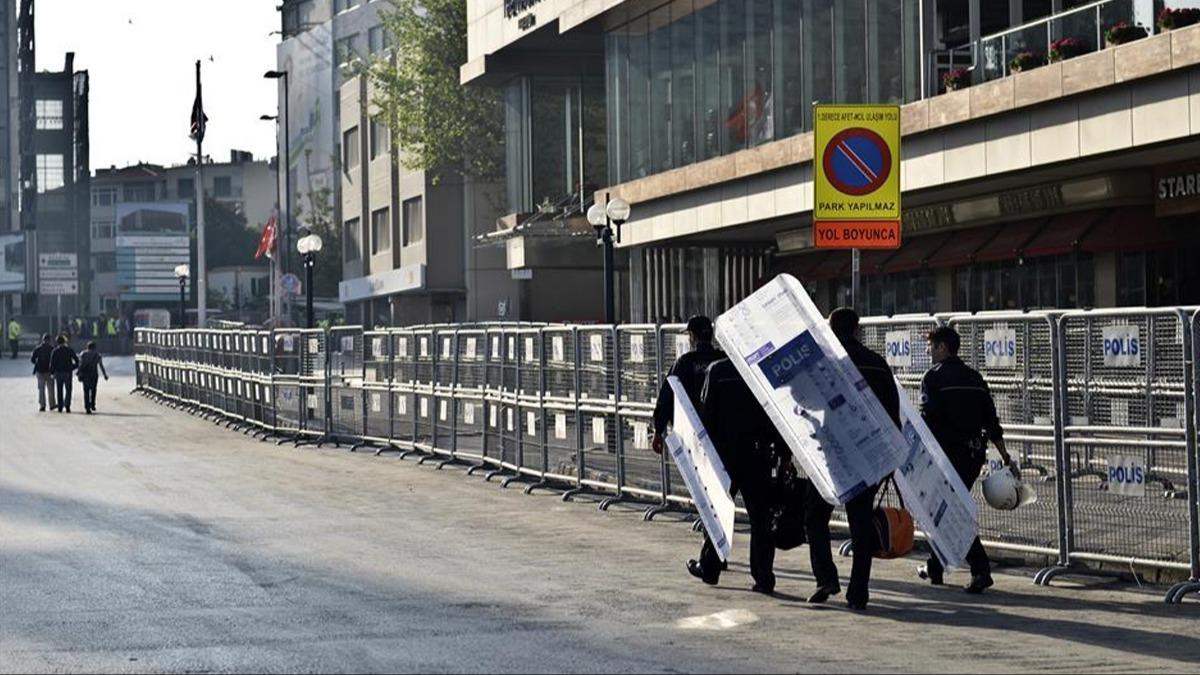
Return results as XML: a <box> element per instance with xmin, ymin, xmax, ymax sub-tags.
<box><xmin>586</xmin><ymin>194</ymin><xmax>630</xmax><ymax>325</ymax></box>
<box><xmin>264</xmin><ymin>70</ymin><xmax>291</xmax><ymax>322</ymax></box>
<box><xmin>174</xmin><ymin>264</ymin><xmax>190</xmax><ymax>328</ymax></box>
<box><xmin>260</xmin><ymin>113</ymin><xmax>282</xmax><ymax>324</ymax></box>
<box><xmin>297</xmin><ymin>233</ymin><xmax>323</xmax><ymax>329</ymax></box>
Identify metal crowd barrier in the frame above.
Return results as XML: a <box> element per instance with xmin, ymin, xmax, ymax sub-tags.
<box><xmin>132</xmin><ymin>309</ymin><xmax>1200</xmax><ymax>604</ymax></box>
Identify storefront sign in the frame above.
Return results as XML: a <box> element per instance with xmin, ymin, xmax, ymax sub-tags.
<box><xmin>814</xmin><ymin>105</ymin><xmax>901</xmax><ymax>250</ymax></box>
<box><xmin>1155</xmin><ymin>161</ymin><xmax>1200</xmax><ymax>216</ymax></box>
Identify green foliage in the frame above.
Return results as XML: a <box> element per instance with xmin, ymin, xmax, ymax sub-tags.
<box><xmin>292</xmin><ymin>186</ymin><xmax>342</xmax><ymax>298</ymax></box>
<box><xmin>201</xmin><ymin>197</ymin><xmax>261</xmax><ymax>270</ymax></box>
<box><xmin>364</xmin><ymin>0</ymin><xmax>504</xmax><ymax>184</ymax></box>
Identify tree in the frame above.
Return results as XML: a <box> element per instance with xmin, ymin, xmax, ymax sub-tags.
<box><xmin>201</xmin><ymin>197</ymin><xmax>261</xmax><ymax>270</ymax></box>
<box><xmin>364</xmin><ymin>0</ymin><xmax>504</xmax><ymax>184</ymax></box>
<box><xmin>292</xmin><ymin>186</ymin><xmax>342</xmax><ymax>298</ymax></box>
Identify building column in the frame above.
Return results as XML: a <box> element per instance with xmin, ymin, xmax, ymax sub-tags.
<box><xmin>935</xmin><ymin>268</ymin><xmax>954</xmax><ymax>312</ymax></box>
<box><xmin>1094</xmin><ymin>251</ymin><xmax>1118</xmax><ymax>307</ymax></box>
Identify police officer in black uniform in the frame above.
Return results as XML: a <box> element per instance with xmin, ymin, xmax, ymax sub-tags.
<box><xmin>650</xmin><ymin>315</ymin><xmax>725</xmax><ymax>456</ymax></box>
<box><xmin>691</xmin><ymin>357</ymin><xmax>785</xmax><ymax>593</ymax></box>
<box><xmin>918</xmin><ymin>326</ymin><xmax>1012</xmax><ymax>594</ymax></box>
<box><xmin>803</xmin><ymin>308</ymin><xmax>900</xmax><ymax>610</ymax></box>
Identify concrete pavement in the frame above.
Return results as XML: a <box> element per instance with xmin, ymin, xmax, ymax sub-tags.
<box><xmin>1</xmin><ymin>355</ymin><xmax>1197</xmax><ymax>673</ymax></box>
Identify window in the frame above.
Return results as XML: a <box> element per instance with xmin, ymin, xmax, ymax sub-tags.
<box><xmin>344</xmin><ymin>217</ymin><xmax>361</xmax><ymax>263</ymax></box>
<box><xmin>371</xmin><ymin>207</ymin><xmax>391</xmax><ymax>254</ymax></box>
<box><xmin>91</xmin><ymin>187</ymin><xmax>116</xmax><ymax>207</ymax></box>
<box><xmin>402</xmin><ymin>197</ymin><xmax>423</xmax><ymax>245</ymax></box>
<box><xmin>334</xmin><ymin>0</ymin><xmax>359</xmax><ymax>13</ymax></box>
<box><xmin>36</xmin><ymin>100</ymin><xmax>64</xmax><ymax>130</ymax></box>
<box><xmin>123</xmin><ymin>182</ymin><xmax>156</xmax><ymax>202</ymax></box>
<box><xmin>336</xmin><ymin>35</ymin><xmax>359</xmax><ymax>67</ymax></box>
<box><xmin>36</xmin><ymin>154</ymin><xmax>64</xmax><ymax>193</ymax></box>
<box><xmin>93</xmin><ymin>253</ymin><xmax>116</xmax><ymax>273</ymax></box>
<box><xmin>177</xmin><ymin>178</ymin><xmax>195</xmax><ymax>198</ymax></box>
<box><xmin>368</xmin><ymin>25</ymin><xmax>387</xmax><ymax>54</ymax></box>
<box><xmin>90</xmin><ymin>220</ymin><xmax>115</xmax><ymax>240</ymax></box>
<box><xmin>213</xmin><ymin>176</ymin><xmax>232</xmax><ymax>197</ymax></box>
<box><xmin>370</xmin><ymin>118</ymin><xmax>389</xmax><ymax>159</ymax></box>
<box><xmin>343</xmin><ymin>127</ymin><xmax>360</xmax><ymax>171</ymax></box>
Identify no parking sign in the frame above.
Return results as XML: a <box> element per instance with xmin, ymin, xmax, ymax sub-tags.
<box><xmin>814</xmin><ymin>105</ymin><xmax>901</xmax><ymax>250</ymax></box>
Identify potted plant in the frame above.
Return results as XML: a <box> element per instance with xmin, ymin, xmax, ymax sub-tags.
<box><xmin>942</xmin><ymin>67</ymin><xmax>971</xmax><ymax>92</ymax></box>
<box><xmin>1158</xmin><ymin>7</ymin><xmax>1200</xmax><ymax>31</ymax></box>
<box><xmin>1008</xmin><ymin>50</ymin><xmax>1044</xmax><ymax>73</ymax></box>
<box><xmin>1104</xmin><ymin>20</ymin><xmax>1148</xmax><ymax>46</ymax></box>
<box><xmin>1049</xmin><ymin>37</ymin><xmax>1087</xmax><ymax>62</ymax></box>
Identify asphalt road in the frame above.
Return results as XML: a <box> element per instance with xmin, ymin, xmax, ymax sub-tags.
<box><xmin>1</xmin><ymin>356</ymin><xmax>1198</xmax><ymax>673</ymax></box>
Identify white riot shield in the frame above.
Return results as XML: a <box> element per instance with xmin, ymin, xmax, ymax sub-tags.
<box><xmin>663</xmin><ymin>376</ymin><xmax>736</xmax><ymax>562</ymax></box>
<box><xmin>893</xmin><ymin>381</ymin><xmax>978</xmax><ymax>569</ymax></box>
<box><xmin>714</xmin><ymin>274</ymin><xmax>908</xmax><ymax>504</ymax></box>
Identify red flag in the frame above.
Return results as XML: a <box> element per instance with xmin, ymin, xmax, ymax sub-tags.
<box><xmin>255</xmin><ymin>212</ymin><xmax>277</xmax><ymax>260</ymax></box>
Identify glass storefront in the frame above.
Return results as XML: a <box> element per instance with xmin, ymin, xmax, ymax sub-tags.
<box><xmin>952</xmin><ymin>253</ymin><xmax>1094</xmax><ymax>312</ymax></box>
<box><xmin>605</xmin><ymin>0</ymin><xmax>921</xmax><ymax>184</ymax></box>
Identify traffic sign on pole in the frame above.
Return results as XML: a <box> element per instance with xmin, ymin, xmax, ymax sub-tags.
<box><xmin>813</xmin><ymin>104</ymin><xmax>902</xmax><ymax>250</ymax></box>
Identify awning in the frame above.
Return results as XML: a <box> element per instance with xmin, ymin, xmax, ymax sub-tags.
<box><xmin>1079</xmin><ymin>206</ymin><xmax>1173</xmax><ymax>253</ymax></box>
<box><xmin>1022</xmin><ymin>210</ymin><xmax>1106</xmax><ymax>258</ymax></box>
<box><xmin>882</xmin><ymin>232</ymin><xmax>952</xmax><ymax>274</ymax></box>
<box><xmin>859</xmin><ymin>248</ymin><xmax>898</xmax><ymax>276</ymax></box>
<box><xmin>972</xmin><ymin>218</ymin><xmax>1046</xmax><ymax>263</ymax></box>
<box><xmin>794</xmin><ymin>251</ymin><xmax>849</xmax><ymax>281</ymax></box>
<box><xmin>926</xmin><ymin>226</ymin><xmax>1001</xmax><ymax>269</ymax></box>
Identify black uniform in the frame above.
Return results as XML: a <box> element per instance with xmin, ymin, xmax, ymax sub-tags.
<box><xmin>50</xmin><ymin>344</ymin><xmax>79</xmax><ymax>412</ymax></box>
<box><xmin>697</xmin><ymin>358</ymin><xmax>783</xmax><ymax>591</ymax></box>
<box><xmin>78</xmin><ymin>350</ymin><xmax>107</xmax><ymax>413</ymax></box>
<box><xmin>920</xmin><ymin>354</ymin><xmax>1004</xmax><ymax>578</ymax></box>
<box><xmin>652</xmin><ymin>342</ymin><xmax>725</xmax><ymax>437</ymax></box>
<box><xmin>804</xmin><ymin>336</ymin><xmax>900</xmax><ymax>607</ymax></box>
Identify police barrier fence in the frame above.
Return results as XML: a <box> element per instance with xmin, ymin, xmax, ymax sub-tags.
<box><xmin>133</xmin><ymin>309</ymin><xmax>1200</xmax><ymax>604</ymax></box>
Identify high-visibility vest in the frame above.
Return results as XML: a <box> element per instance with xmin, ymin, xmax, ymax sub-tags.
<box><xmin>107</xmin><ymin>318</ymin><xmax>117</xmax><ymax>336</ymax></box>
<box><xmin>6</xmin><ymin>320</ymin><xmax>19</xmax><ymax>340</ymax></box>
<box><xmin>92</xmin><ymin>320</ymin><xmax>100</xmax><ymax>336</ymax></box>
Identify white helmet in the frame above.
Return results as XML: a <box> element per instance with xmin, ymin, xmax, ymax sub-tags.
<box><xmin>982</xmin><ymin>467</ymin><xmax>1037</xmax><ymax>510</ymax></box>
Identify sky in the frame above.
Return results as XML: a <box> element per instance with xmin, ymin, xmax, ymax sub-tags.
<box><xmin>36</xmin><ymin>0</ymin><xmax>281</xmax><ymax>171</ymax></box>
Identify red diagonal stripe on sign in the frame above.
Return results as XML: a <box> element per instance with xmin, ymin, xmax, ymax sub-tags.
<box><xmin>836</xmin><ymin>140</ymin><xmax>878</xmax><ymax>182</ymax></box>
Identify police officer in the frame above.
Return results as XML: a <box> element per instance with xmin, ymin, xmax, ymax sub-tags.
<box><xmin>650</xmin><ymin>316</ymin><xmax>725</xmax><ymax>456</ymax></box>
<box><xmin>693</xmin><ymin>357</ymin><xmax>784</xmax><ymax>594</ymax></box>
<box><xmin>803</xmin><ymin>308</ymin><xmax>900</xmax><ymax>610</ymax></box>
<box><xmin>7</xmin><ymin>316</ymin><xmax>20</xmax><ymax>359</ymax></box>
<box><xmin>918</xmin><ymin>326</ymin><xmax>1012</xmax><ymax>594</ymax></box>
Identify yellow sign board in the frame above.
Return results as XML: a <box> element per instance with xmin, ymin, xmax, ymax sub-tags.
<box><xmin>814</xmin><ymin>104</ymin><xmax>901</xmax><ymax>223</ymax></box>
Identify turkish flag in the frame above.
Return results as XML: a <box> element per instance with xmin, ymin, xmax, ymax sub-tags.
<box><xmin>255</xmin><ymin>212</ymin><xmax>277</xmax><ymax>260</ymax></box>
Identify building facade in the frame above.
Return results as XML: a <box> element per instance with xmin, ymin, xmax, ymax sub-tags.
<box><xmin>89</xmin><ymin>154</ymin><xmax>276</xmax><ymax>317</ymax></box>
<box><xmin>466</xmin><ymin>0</ymin><xmax>1200</xmax><ymax>321</ymax></box>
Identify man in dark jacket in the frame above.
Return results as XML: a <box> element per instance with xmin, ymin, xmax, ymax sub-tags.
<box><xmin>78</xmin><ymin>341</ymin><xmax>110</xmax><ymax>414</ymax></box>
<box><xmin>804</xmin><ymin>307</ymin><xmax>901</xmax><ymax>610</ymax></box>
<box><xmin>30</xmin><ymin>334</ymin><xmax>56</xmax><ymax>412</ymax></box>
<box><xmin>694</xmin><ymin>357</ymin><xmax>785</xmax><ymax>594</ymax></box>
<box><xmin>918</xmin><ymin>326</ymin><xmax>1012</xmax><ymax>594</ymax></box>
<box><xmin>50</xmin><ymin>335</ymin><xmax>79</xmax><ymax>413</ymax></box>
<box><xmin>650</xmin><ymin>316</ymin><xmax>726</xmax><ymax>455</ymax></box>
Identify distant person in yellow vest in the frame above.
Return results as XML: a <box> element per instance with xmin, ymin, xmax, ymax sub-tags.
<box><xmin>106</xmin><ymin>317</ymin><xmax>118</xmax><ymax>338</ymax></box>
<box><xmin>7</xmin><ymin>317</ymin><xmax>20</xmax><ymax>359</ymax></box>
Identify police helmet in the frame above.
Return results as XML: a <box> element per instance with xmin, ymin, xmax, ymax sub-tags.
<box><xmin>982</xmin><ymin>466</ymin><xmax>1037</xmax><ymax>510</ymax></box>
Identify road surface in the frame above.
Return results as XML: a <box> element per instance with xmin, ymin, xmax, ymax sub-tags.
<box><xmin>1</xmin><ymin>356</ymin><xmax>1197</xmax><ymax>673</ymax></box>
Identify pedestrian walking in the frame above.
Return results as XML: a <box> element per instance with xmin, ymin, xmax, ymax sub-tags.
<box><xmin>78</xmin><ymin>341</ymin><xmax>109</xmax><ymax>414</ymax></box>
<box><xmin>650</xmin><ymin>316</ymin><xmax>726</xmax><ymax>455</ymax></box>
<box><xmin>917</xmin><ymin>326</ymin><xmax>1013</xmax><ymax>594</ymax></box>
<box><xmin>7</xmin><ymin>316</ymin><xmax>20</xmax><ymax>359</ymax></box>
<box><xmin>30</xmin><ymin>334</ymin><xmax>56</xmax><ymax>412</ymax></box>
<box><xmin>50</xmin><ymin>335</ymin><xmax>79</xmax><ymax>413</ymax></box>
<box><xmin>694</xmin><ymin>357</ymin><xmax>785</xmax><ymax>594</ymax></box>
<box><xmin>803</xmin><ymin>308</ymin><xmax>900</xmax><ymax>610</ymax></box>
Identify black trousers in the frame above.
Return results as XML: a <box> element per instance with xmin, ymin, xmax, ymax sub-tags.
<box><xmin>8</xmin><ymin>338</ymin><xmax>16</xmax><ymax>359</ymax></box>
<box><xmin>82</xmin><ymin>374</ymin><xmax>99</xmax><ymax>411</ymax></box>
<box><xmin>926</xmin><ymin>449</ymin><xmax>991</xmax><ymax>578</ymax></box>
<box><xmin>698</xmin><ymin>451</ymin><xmax>775</xmax><ymax>590</ymax></box>
<box><xmin>54</xmin><ymin>372</ymin><xmax>73</xmax><ymax>411</ymax></box>
<box><xmin>805</xmin><ymin>481</ymin><xmax>880</xmax><ymax>605</ymax></box>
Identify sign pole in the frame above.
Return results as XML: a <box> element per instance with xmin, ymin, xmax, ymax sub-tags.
<box><xmin>56</xmin><ymin>294</ymin><xmax>61</xmax><ymax>336</ymax></box>
<box><xmin>851</xmin><ymin>248</ymin><xmax>861</xmax><ymax>311</ymax></box>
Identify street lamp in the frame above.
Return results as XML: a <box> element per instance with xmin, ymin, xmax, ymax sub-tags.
<box><xmin>265</xmin><ymin>70</ymin><xmax>291</xmax><ymax>321</ymax></box>
<box><xmin>297</xmin><ymin>233</ymin><xmax>323</xmax><ymax>329</ymax></box>
<box><xmin>586</xmin><ymin>194</ymin><xmax>630</xmax><ymax>325</ymax></box>
<box><xmin>174</xmin><ymin>264</ymin><xmax>190</xmax><ymax>328</ymax></box>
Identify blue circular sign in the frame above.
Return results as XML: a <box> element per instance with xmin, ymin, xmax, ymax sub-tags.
<box><xmin>822</xmin><ymin>128</ymin><xmax>892</xmax><ymax>196</ymax></box>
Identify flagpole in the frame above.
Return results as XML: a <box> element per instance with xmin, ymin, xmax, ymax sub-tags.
<box><xmin>194</xmin><ymin>60</ymin><xmax>208</xmax><ymax>327</ymax></box>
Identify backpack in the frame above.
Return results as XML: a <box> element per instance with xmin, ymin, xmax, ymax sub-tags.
<box><xmin>872</xmin><ymin>479</ymin><xmax>915</xmax><ymax>559</ymax></box>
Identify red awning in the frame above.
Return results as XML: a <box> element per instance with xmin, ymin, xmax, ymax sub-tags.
<box><xmin>793</xmin><ymin>251</ymin><xmax>848</xmax><ymax>282</ymax></box>
<box><xmin>859</xmin><ymin>248</ymin><xmax>898</xmax><ymax>276</ymax></box>
<box><xmin>1022</xmin><ymin>210</ymin><xmax>1106</xmax><ymax>258</ymax></box>
<box><xmin>1079</xmin><ymin>206</ymin><xmax>1173</xmax><ymax>253</ymax></box>
<box><xmin>881</xmin><ymin>232</ymin><xmax>951</xmax><ymax>274</ymax></box>
<box><xmin>973</xmin><ymin>218</ymin><xmax>1046</xmax><ymax>263</ymax></box>
<box><xmin>926</xmin><ymin>226</ymin><xmax>1001</xmax><ymax>269</ymax></box>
